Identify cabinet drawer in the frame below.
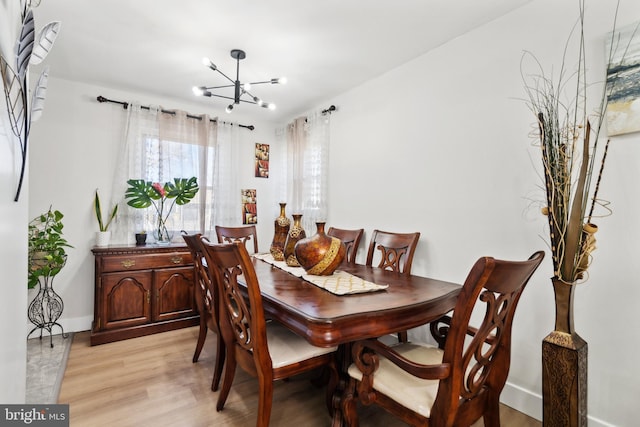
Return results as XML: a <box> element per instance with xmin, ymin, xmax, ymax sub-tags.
<box><xmin>101</xmin><ymin>252</ymin><xmax>192</xmax><ymax>272</ymax></box>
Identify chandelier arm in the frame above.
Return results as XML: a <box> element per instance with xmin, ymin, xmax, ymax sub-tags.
<box><xmin>214</xmin><ymin>68</ymin><xmax>236</xmax><ymax>85</ymax></box>
<box><xmin>205</xmin><ymin>93</ymin><xmax>237</xmax><ymax>101</ymax></box>
<box><xmin>204</xmin><ymin>84</ymin><xmax>235</xmax><ymax>90</ymax></box>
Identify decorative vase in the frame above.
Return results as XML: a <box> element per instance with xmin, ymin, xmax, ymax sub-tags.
<box><xmin>154</xmin><ymin>217</ymin><xmax>172</xmax><ymax>244</ymax></box>
<box><xmin>95</xmin><ymin>231</ymin><xmax>111</xmax><ymax>247</ymax></box>
<box><xmin>295</xmin><ymin>222</ymin><xmax>346</xmax><ymax>276</ymax></box>
<box><xmin>270</xmin><ymin>203</ymin><xmax>290</xmax><ymax>261</ymax></box>
<box><xmin>283</xmin><ymin>214</ymin><xmax>305</xmax><ymax>267</ymax></box>
<box><xmin>542</xmin><ymin>277</ymin><xmax>587</xmax><ymax>427</ymax></box>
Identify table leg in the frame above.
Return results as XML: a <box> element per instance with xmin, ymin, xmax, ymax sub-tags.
<box><xmin>330</xmin><ymin>342</ymin><xmax>352</xmax><ymax>427</ymax></box>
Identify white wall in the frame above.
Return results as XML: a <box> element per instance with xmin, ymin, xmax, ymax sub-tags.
<box><xmin>0</xmin><ymin>0</ymin><xmax>28</xmax><ymax>404</ymax></box>
<box><xmin>323</xmin><ymin>1</ymin><xmax>640</xmax><ymax>426</ymax></box>
<box><xmin>28</xmin><ymin>76</ymin><xmax>282</xmax><ymax>332</ymax></box>
<box><xmin>23</xmin><ymin>0</ymin><xmax>640</xmax><ymax>425</ymax></box>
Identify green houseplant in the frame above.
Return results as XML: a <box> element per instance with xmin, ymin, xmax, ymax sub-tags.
<box><xmin>28</xmin><ymin>207</ymin><xmax>73</xmax><ymax>289</ymax></box>
<box><xmin>94</xmin><ymin>189</ymin><xmax>118</xmax><ymax>232</ymax></box>
<box><xmin>125</xmin><ymin>177</ymin><xmax>199</xmax><ymax>243</ymax></box>
<box><xmin>94</xmin><ymin>189</ymin><xmax>118</xmax><ymax>247</ymax></box>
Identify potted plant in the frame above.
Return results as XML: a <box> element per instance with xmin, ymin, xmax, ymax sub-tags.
<box><xmin>125</xmin><ymin>177</ymin><xmax>199</xmax><ymax>244</ymax></box>
<box><xmin>28</xmin><ymin>207</ymin><xmax>73</xmax><ymax>345</ymax></box>
<box><xmin>94</xmin><ymin>189</ymin><xmax>118</xmax><ymax>247</ymax></box>
<box><xmin>28</xmin><ymin>207</ymin><xmax>73</xmax><ymax>289</ymax></box>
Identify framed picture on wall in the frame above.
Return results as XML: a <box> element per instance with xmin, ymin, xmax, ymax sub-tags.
<box><xmin>242</xmin><ymin>189</ymin><xmax>257</xmax><ymax>224</ymax></box>
<box><xmin>255</xmin><ymin>143</ymin><xmax>269</xmax><ymax>178</ymax></box>
<box><xmin>605</xmin><ymin>20</ymin><xmax>640</xmax><ymax>136</ymax></box>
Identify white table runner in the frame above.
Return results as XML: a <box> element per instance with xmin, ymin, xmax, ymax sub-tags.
<box><xmin>253</xmin><ymin>253</ymin><xmax>388</xmax><ymax>295</ymax></box>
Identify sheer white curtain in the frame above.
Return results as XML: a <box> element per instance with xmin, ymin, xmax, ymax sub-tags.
<box><xmin>110</xmin><ymin>104</ymin><xmax>219</xmax><ymax>244</ymax></box>
<box><xmin>211</xmin><ymin>121</ymin><xmax>241</xmax><ymax>228</ymax></box>
<box><xmin>284</xmin><ymin>110</ymin><xmax>331</xmax><ymax>232</ymax></box>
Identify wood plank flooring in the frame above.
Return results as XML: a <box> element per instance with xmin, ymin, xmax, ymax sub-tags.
<box><xmin>59</xmin><ymin>327</ymin><xmax>541</xmax><ymax>426</ymax></box>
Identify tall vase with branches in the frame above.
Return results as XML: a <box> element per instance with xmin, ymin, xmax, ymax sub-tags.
<box><xmin>521</xmin><ymin>2</ymin><xmax>638</xmax><ymax>425</ymax></box>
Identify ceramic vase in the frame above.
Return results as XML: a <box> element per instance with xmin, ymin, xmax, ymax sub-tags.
<box><xmin>284</xmin><ymin>214</ymin><xmax>305</xmax><ymax>267</ymax></box>
<box><xmin>270</xmin><ymin>203</ymin><xmax>290</xmax><ymax>261</ymax></box>
<box><xmin>295</xmin><ymin>222</ymin><xmax>346</xmax><ymax>276</ymax></box>
<box><xmin>95</xmin><ymin>231</ymin><xmax>111</xmax><ymax>247</ymax></box>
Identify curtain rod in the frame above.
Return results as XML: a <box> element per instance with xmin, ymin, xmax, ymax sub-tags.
<box><xmin>96</xmin><ymin>95</ymin><xmax>255</xmax><ymax>131</ymax></box>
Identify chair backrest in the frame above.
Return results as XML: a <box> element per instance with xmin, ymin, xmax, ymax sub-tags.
<box><xmin>365</xmin><ymin>229</ymin><xmax>420</xmax><ymax>275</ymax></box>
<box><xmin>215</xmin><ymin>225</ymin><xmax>259</xmax><ymax>254</ymax></box>
<box><xmin>327</xmin><ymin>227</ymin><xmax>364</xmax><ymax>265</ymax></box>
<box><xmin>181</xmin><ymin>232</ymin><xmax>215</xmax><ymax>325</ymax></box>
<box><xmin>430</xmin><ymin>250</ymin><xmax>545</xmax><ymax>425</ymax></box>
<box><xmin>200</xmin><ymin>240</ymin><xmax>272</xmax><ymax>374</ymax></box>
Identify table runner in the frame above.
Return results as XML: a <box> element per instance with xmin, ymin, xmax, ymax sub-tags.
<box><xmin>253</xmin><ymin>253</ymin><xmax>388</xmax><ymax>295</ymax></box>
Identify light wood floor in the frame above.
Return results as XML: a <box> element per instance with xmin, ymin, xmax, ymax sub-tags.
<box><xmin>59</xmin><ymin>327</ymin><xmax>541</xmax><ymax>426</ymax></box>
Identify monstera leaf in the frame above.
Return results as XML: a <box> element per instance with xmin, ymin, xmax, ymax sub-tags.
<box><xmin>30</xmin><ymin>21</ymin><xmax>60</xmax><ymax>65</ymax></box>
<box><xmin>165</xmin><ymin>177</ymin><xmax>199</xmax><ymax>205</ymax></box>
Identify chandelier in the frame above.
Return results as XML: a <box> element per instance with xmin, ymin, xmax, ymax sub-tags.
<box><xmin>192</xmin><ymin>49</ymin><xmax>286</xmax><ymax>113</ymax></box>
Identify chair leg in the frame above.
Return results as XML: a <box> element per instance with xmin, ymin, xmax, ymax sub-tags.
<box><xmin>397</xmin><ymin>330</ymin><xmax>408</xmax><ymax>343</ymax></box>
<box><xmin>211</xmin><ymin>334</ymin><xmax>225</xmax><ymax>391</ymax></box>
<box><xmin>483</xmin><ymin>393</ymin><xmax>501</xmax><ymax>427</ymax></box>
<box><xmin>192</xmin><ymin>318</ymin><xmax>208</xmax><ymax>362</ymax></box>
<box><xmin>257</xmin><ymin>376</ymin><xmax>274</xmax><ymax>427</ymax></box>
<box><xmin>216</xmin><ymin>350</ymin><xmax>236</xmax><ymax>412</ymax></box>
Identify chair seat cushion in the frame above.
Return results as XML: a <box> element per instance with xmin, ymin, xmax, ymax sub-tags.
<box><xmin>347</xmin><ymin>342</ymin><xmax>443</xmax><ymax>418</ymax></box>
<box><xmin>267</xmin><ymin>322</ymin><xmax>337</xmax><ymax>368</ymax></box>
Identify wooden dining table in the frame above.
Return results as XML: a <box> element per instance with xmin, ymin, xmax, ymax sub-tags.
<box><xmin>246</xmin><ymin>256</ymin><xmax>462</xmax><ymax>426</ymax></box>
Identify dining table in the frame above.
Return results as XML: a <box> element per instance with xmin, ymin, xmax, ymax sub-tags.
<box><xmin>245</xmin><ymin>255</ymin><xmax>463</xmax><ymax>426</ymax></box>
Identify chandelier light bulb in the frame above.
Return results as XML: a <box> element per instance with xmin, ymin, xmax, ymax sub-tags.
<box><xmin>192</xmin><ymin>86</ymin><xmax>204</xmax><ymax>96</ymax></box>
<box><xmin>278</xmin><ymin>77</ymin><xmax>287</xmax><ymax>85</ymax></box>
<box><xmin>268</xmin><ymin>103</ymin><xmax>276</xmax><ymax>110</ymax></box>
<box><xmin>243</xmin><ymin>82</ymin><xmax>252</xmax><ymax>91</ymax></box>
<box><xmin>225</xmin><ymin>104</ymin><xmax>234</xmax><ymax>114</ymax></box>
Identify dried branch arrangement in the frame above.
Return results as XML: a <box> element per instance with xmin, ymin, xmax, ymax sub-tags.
<box><xmin>521</xmin><ymin>0</ymin><xmax>638</xmax><ymax>283</ymax></box>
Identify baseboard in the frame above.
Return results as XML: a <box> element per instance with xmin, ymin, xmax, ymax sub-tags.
<box><xmin>501</xmin><ymin>381</ymin><xmax>614</xmax><ymax>427</ymax></box>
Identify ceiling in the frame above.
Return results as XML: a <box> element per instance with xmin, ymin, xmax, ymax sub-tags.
<box><xmin>32</xmin><ymin>0</ymin><xmax>532</xmax><ymax>123</ymax></box>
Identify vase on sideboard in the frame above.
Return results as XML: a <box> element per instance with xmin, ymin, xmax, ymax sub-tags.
<box><xmin>270</xmin><ymin>203</ymin><xmax>290</xmax><ymax>261</ymax></box>
<box><xmin>284</xmin><ymin>214</ymin><xmax>305</xmax><ymax>267</ymax></box>
<box><xmin>295</xmin><ymin>222</ymin><xmax>346</xmax><ymax>276</ymax></box>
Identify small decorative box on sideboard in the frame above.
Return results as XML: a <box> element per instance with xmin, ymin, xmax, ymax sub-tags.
<box><xmin>91</xmin><ymin>243</ymin><xmax>199</xmax><ymax>346</ymax></box>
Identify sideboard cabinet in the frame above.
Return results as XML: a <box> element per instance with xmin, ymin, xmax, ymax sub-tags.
<box><xmin>91</xmin><ymin>244</ymin><xmax>199</xmax><ymax>345</ymax></box>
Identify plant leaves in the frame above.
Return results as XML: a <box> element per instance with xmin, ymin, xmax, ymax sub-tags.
<box><xmin>30</xmin><ymin>65</ymin><xmax>49</xmax><ymax>122</ymax></box>
<box><xmin>16</xmin><ymin>8</ymin><xmax>34</xmax><ymax>80</ymax></box>
<box><xmin>30</xmin><ymin>21</ymin><xmax>60</xmax><ymax>65</ymax></box>
<box><xmin>0</xmin><ymin>55</ymin><xmax>26</xmax><ymax>141</ymax></box>
<box><xmin>166</xmin><ymin>177</ymin><xmax>199</xmax><ymax>205</ymax></box>
<box><xmin>124</xmin><ymin>179</ymin><xmax>156</xmax><ymax>209</ymax></box>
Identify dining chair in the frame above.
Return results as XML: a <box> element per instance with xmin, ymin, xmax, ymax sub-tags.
<box><xmin>327</xmin><ymin>227</ymin><xmax>364</xmax><ymax>266</ymax></box>
<box><xmin>215</xmin><ymin>225</ymin><xmax>259</xmax><ymax>254</ymax></box>
<box><xmin>366</xmin><ymin>229</ymin><xmax>420</xmax><ymax>342</ymax></box>
<box><xmin>200</xmin><ymin>240</ymin><xmax>339</xmax><ymax>427</ymax></box>
<box><xmin>341</xmin><ymin>251</ymin><xmax>545</xmax><ymax>427</ymax></box>
<box><xmin>181</xmin><ymin>232</ymin><xmax>224</xmax><ymax>392</ymax></box>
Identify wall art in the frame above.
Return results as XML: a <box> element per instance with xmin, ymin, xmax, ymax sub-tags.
<box><xmin>242</xmin><ymin>189</ymin><xmax>257</xmax><ymax>224</ymax></box>
<box><xmin>255</xmin><ymin>143</ymin><xmax>269</xmax><ymax>177</ymax></box>
<box><xmin>606</xmin><ymin>20</ymin><xmax>640</xmax><ymax>136</ymax></box>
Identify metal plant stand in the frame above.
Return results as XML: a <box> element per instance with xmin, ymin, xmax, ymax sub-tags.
<box><xmin>27</xmin><ymin>275</ymin><xmax>68</xmax><ymax>348</ymax></box>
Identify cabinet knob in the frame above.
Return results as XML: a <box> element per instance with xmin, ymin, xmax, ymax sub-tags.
<box><xmin>170</xmin><ymin>256</ymin><xmax>183</xmax><ymax>264</ymax></box>
<box><xmin>121</xmin><ymin>259</ymin><xmax>136</xmax><ymax>268</ymax></box>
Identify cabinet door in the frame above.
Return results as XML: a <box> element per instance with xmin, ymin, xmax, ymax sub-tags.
<box><xmin>100</xmin><ymin>271</ymin><xmax>152</xmax><ymax>330</ymax></box>
<box><xmin>153</xmin><ymin>266</ymin><xmax>196</xmax><ymax>322</ymax></box>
